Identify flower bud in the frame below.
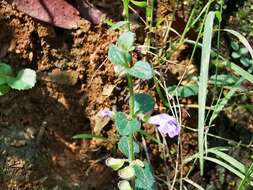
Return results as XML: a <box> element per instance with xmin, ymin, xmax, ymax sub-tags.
<box><xmin>118</xmin><ymin>166</ymin><xmax>135</xmax><ymax>180</ymax></box>
<box><xmin>118</xmin><ymin>180</ymin><xmax>132</xmax><ymax>190</ymax></box>
<box><xmin>105</xmin><ymin>157</ymin><xmax>125</xmax><ymax>171</ymax></box>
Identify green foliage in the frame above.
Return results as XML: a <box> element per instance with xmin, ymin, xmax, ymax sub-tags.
<box><xmin>134</xmin><ymin>93</ymin><xmax>155</xmax><ymax>114</ymax></box>
<box><xmin>108</xmin><ymin>32</ymin><xmax>153</xmax><ymax>80</ymax></box>
<box><xmin>0</xmin><ymin>62</ymin><xmax>36</xmax><ymax>95</ymax></box>
<box><xmin>128</xmin><ymin>61</ymin><xmax>153</xmax><ymax>80</ymax></box>
<box><xmin>0</xmin><ymin>85</ymin><xmax>10</xmax><ymax>95</ymax></box>
<box><xmin>108</xmin><ymin>45</ymin><xmax>130</xmax><ymax>67</ymax></box>
<box><xmin>198</xmin><ymin>11</ymin><xmax>215</xmax><ymax>176</ymax></box>
<box><xmin>130</xmin><ymin>0</ymin><xmax>147</xmax><ymax>7</ymax></box>
<box><xmin>109</xmin><ymin>21</ymin><xmax>129</xmax><ymax>31</ymax></box>
<box><xmin>209</xmin><ymin>74</ymin><xmax>238</xmax><ymax>86</ymax></box>
<box><xmin>230</xmin><ymin>41</ymin><xmax>253</xmax><ymax>67</ymax></box>
<box><xmin>168</xmin><ymin>84</ymin><xmax>199</xmax><ymax>97</ymax></box>
<box><xmin>118</xmin><ymin>136</ymin><xmax>140</xmax><ymax>157</ymax></box>
<box><xmin>134</xmin><ymin>161</ymin><xmax>156</xmax><ymax>190</ymax></box>
<box><xmin>117</xmin><ymin>31</ymin><xmax>135</xmax><ymax>52</ymax></box>
<box><xmin>167</xmin><ymin>74</ymin><xmax>238</xmax><ymax>98</ymax></box>
<box><xmin>72</xmin><ymin>133</ymin><xmax>107</xmax><ymax>141</ymax></box>
<box><xmin>115</xmin><ymin>112</ymin><xmax>141</xmax><ymax>135</ymax></box>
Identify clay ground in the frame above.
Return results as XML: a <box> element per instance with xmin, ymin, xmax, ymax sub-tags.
<box><xmin>0</xmin><ymin>0</ymin><xmax>252</xmax><ymax>190</ymax></box>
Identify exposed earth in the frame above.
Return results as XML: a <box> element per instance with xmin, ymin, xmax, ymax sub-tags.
<box><xmin>0</xmin><ymin>0</ymin><xmax>252</xmax><ymax>190</ymax></box>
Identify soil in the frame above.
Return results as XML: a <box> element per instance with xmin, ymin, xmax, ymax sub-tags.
<box><xmin>0</xmin><ymin>1</ymin><xmax>118</xmax><ymax>189</ymax></box>
<box><xmin>0</xmin><ymin>0</ymin><xmax>252</xmax><ymax>190</ymax></box>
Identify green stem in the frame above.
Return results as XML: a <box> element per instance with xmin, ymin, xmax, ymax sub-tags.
<box><xmin>123</xmin><ymin>0</ymin><xmax>130</xmax><ymax>30</ymax></box>
<box><xmin>127</xmin><ymin>74</ymin><xmax>135</xmax><ymax>188</ymax></box>
<box><xmin>127</xmin><ymin>74</ymin><xmax>135</xmax><ymax>161</ymax></box>
<box><xmin>127</xmin><ymin>75</ymin><xmax>134</xmax><ymax>119</ymax></box>
<box><xmin>154</xmin><ymin>76</ymin><xmax>170</xmax><ymax>108</ymax></box>
<box><xmin>127</xmin><ymin>74</ymin><xmax>134</xmax><ymax>161</ymax></box>
<box><xmin>146</xmin><ymin>0</ymin><xmax>154</xmax><ymax>27</ymax></box>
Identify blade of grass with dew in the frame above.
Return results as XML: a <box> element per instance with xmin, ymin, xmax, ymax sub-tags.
<box><xmin>198</xmin><ymin>11</ymin><xmax>215</xmax><ymax>176</ymax></box>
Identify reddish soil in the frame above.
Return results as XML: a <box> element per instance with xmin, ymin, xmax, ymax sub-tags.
<box><xmin>0</xmin><ymin>0</ymin><xmax>252</xmax><ymax>190</ymax></box>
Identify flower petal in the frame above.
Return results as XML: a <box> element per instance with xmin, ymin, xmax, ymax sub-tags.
<box><xmin>166</xmin><ymin>124</ymin><xmax>180</xmax><ymax>138</ymax></box>
<box><xmin>148</xmin><ymin>113</ymin><xmax>172</xmax><ymax>126</ymax></box>
<box><xmin>99</xmin><ymin>108</ymin><xmax>113</xmax><ymax>118</ymax></box>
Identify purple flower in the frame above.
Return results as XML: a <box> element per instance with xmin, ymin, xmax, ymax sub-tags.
<box><xmin>99</xmin><ymin>108</ymin><xmax>113</xmax><ymax>118</ymax></box>
<box><xmin>148</xmin><ymin>113</ymin><xmax>180</xmax><ymax>138</ymax></box>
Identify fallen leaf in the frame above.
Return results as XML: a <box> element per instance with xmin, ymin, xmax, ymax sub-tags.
<box><xmin>7</xmin><ymin>0</ymin><xmax>81</xmax><ymax>29</ymax></box>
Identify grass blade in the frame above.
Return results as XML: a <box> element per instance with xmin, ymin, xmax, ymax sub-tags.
<box><xmin>204</xmin><ymin>156</ymin><xmax>245</xmax><ymax>179</ymax></box>
<box><xmin>73</xmin><ymin>133</ymin><xmax>107</xmax><ymax>141</ymax></box>
<box><xmin>208</xmin><ymin>149</ymin><xmax>245</xmax><ymax>173</ymax></box>
<box><xmin>223</xmin><ymin>29</ymin><xmax>253</xmax><ymax>60</ymax></box>
<box><xmin>198</xmin><ymin>11</ymin><xmax>215</xmax><ymax>176</ymax></box>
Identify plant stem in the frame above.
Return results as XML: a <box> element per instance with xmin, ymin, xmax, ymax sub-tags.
<box><xmin>127</xmin><ymin>74</ymin><xmax>135</xmax><ymax>189</ymax></box>
<box><xmin>127</xmin><ymin>74</ymin><xmax>135</xmax><ymax>161</ymax></box>
<box><xmin>127</xmin><ymin>75</ymin><xmax>134</xmax><ymax>118</ymax></box>
<box><xmin>123</xmin><ymin>0</ymin><xmax>130</xmax><ymax>30</ymax></box>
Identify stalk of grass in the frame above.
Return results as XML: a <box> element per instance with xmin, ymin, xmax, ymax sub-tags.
<box><xmin>146</xmin><ymin>0</ymin><xmax>154</xmax><ymax>27</ymax></box>
<box><xmin>123</xmin><ymin>0</ymin><xmax>130</xmax><ymax>30</ymax></box>
<box><xmin>198</xmin><ymin>11</ymin><xmax>215</xmax><ymax>176</ymax></box>
<box><xmin>238</xmin><ymin>163</ymin><xmax>253</xmax><ymax>190</ymax></box>
<box><xmin>209</xmin><ymin>78</ymin><xmax>244</xmax><ymax>125</ymax></box>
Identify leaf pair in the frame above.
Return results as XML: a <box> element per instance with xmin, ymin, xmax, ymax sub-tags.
<box><xmin>108</xmin><ymin>32</ymin><xmax>153</xmax><ymax>80</ymax></box>
<box><xmin>0</xmin><ymin>63</ymin><xmax>36</xmax><ymax>95</ymax></box>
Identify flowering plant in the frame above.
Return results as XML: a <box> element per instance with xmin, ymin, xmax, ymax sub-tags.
<box><xmin>101</xmin><ymin>31</ymin><xmax>180</xmax><ymax>190</ymax></box>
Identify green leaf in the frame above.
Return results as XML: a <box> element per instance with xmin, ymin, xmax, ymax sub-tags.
<box><xmin>118</xmin><ymin>136</ymin><xmax>139</xmax><ymax>157</ymax></box>
<box><xmin>231</xmin><ymin>51</ymin><xmax>241</xmax><ymax>59</ymax></box>
<box><xmin>209</xmin><ymin>74</ymin><xmax>238</xmax><ymax>86</ymax></box>
<box><xmin>134</xmin><ymin>161</ymin><xmax>156</xmax><ymax>190</ymax></box>
<box><xmin>0</xmin><ymin>63</ymin><xmax>12</xmax><ymax>75</ymax></box>
<box><xmin>8</xmin><ymin>68</ymin><xmax>36</xmax><ymax>90</ymax></box>
<box><xmin>117</xmin><ymin>32</ymin><xmax>135</xmax><ymax>52</ymax></box>
<box><xmin>230</xmin><ymin>41</ymin><xmax>239</xmax><ymax>51</ymax></box>
<box><xmin>227</xmin><ymin>61</ymin><xmax>253</xmax><ymax>84</ymax></box>
<box><xmin>240</xmin><ymin>57</ymin><xmax>252</xmax><ymax>67</ymax></box>
<box><xmin>109</xmin><ymin>21</ymin><xmax>129</xmax><ymax>31</ymax></box>
<box><xmin>108</xmin><ymin>45</ymin><xmax>130</xmax><ymax>67</ymax></box>
<box><xmin>239</xmin><ymin>48</ymin><xmax>249</xmax><ymax>55</ymax></box>
<box><xmin>167</xmin><ymin>84</ymin><xmax>199</xmax><ymax>97</ymax></box>
<box><xmin>198</xmin><ymin>11</ymin><xmax>215</xmax><ymax>176</ymax></box>
<box><xmin>115</xmin><ymin>112</ymin><xmax>140</xmax><ymax>135</ymax></box>
<box><xmin>0</xmin><ymin>85</ymin><xmax>10</xmax><ymax>96</ymax></box>
<box><xmin>130</xmin><ymin>0</ymin><xmax>147</xmax><ymax>7</ymax></box>
<box><xmin>0</xmin><ymin>63</ymin><xmax>12</xmax><ymax>85</ymax></box>
<box><xmin>215</xmin><ymin>11</ymin><xmax>222</xmax><ymax>23</ymax></box>
<box><xmin>72</xmin><ymin>133</ymin><xmax>107</xmax><ymax>141</ymax></box>
<box><xmin>134</xmin><ymin>93</ymin><xmax>155</xmax><ymax>114</ymax></box>
<box><xmin>128</xmin><ymin>61</ymin><xmax>153</xmax><ymax>80</ymax></box>
<box><xmin>224</xmin><ymin>29</ymin><xmax>253</xmax><ymax>60</ymax></box>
